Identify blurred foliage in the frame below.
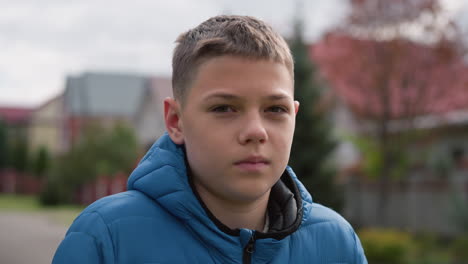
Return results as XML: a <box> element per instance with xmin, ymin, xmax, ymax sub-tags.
<box><xmin>350</xmin><ymin>136</ymin><xmax>409</xmax><ymax>180</ymax></box>
<box><xmin>359</xmin><ymin>228</ymin><xmax>414</xmax><ymax>264</ymax></box>
<box><xmin>40</xmin><ymin>123</ymin><xmax>139</xmax><ymax>205</ymax></box>
<box><xmin>430</xmin><ymin>152</ymin><xmax>454</xmax><ymax>178</ymax></box>
<box><xmin>32</xmin><ymin>146</ymin><xmax>51</xmax><ymax>179</ymax></box>
<box><xmin>0</xmin><ymin>120</ymin><xmax>7</xmax><ymax>169</ymax></box>
<box><xmin>288</xmin><ymin>18</ymin><xmax>341</xmax><ymax>211</ymax></box>
<box><xmin>358</xmin><ymin>229</ymin><xmax>468</xmax><ymax>264</ymax></box>
<box><xmin>450</xmin><ymin>194</ymin><xmax>468</xmax><ymax>233</ymax></box>
<box><xmin>410</xmin><ymin>233</ymin><xmax>452</xmax><ymax>264</ymax></box>
<box><xmin>451</xmin><ymin>235</ymin><xmax>468</xmax><ymax>263</ymax></box>
<box><xmin>39</xmin><ymin>178</ymin><xmax>67</xmax><ymax>206</ymax></box>
<box><xmin>10</xmin><ymin>138</ymin><xmax>29</xmax><ymax>172</ymax></box>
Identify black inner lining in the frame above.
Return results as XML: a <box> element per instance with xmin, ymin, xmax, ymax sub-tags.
<box><xmin>184</xmin><ymin>148</ymin><xmax>303</xmax><ymax>240</ymax></box>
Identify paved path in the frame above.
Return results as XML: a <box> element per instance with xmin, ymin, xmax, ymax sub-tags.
<box><xmin>0</xmin><ymin>212</ymin><xmax>68</xmax><ymax>264</ymax></box>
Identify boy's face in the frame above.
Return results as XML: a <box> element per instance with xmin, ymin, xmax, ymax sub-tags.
<box><xmin>165</xmin><ymin>56</ymin><xmax>299</xmax><ymax>204</ymax></box>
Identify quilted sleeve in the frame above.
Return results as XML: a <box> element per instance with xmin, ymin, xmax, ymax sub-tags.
<box><xmin>52</xmin><ymin>212</ymin><xmax>115</xmax><ymax>264</ymax></box>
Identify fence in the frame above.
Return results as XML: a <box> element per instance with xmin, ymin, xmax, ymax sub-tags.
<box><xmin>344</xmin><ymin>171</ymin><xmax>468</xmax><ymax>235</ymax></box>
<box><xmin>0</xmin><ymin>169</ymin><xmax>43</xmax><ymax>195</ymax></box>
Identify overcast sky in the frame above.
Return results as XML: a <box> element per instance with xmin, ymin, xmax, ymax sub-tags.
<box><xmin>0</xmin><ymin>0</ymin><xmax>466</xmax><ymax>107</ymax></box>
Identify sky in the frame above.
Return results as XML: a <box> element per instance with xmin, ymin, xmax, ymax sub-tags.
<box><xmin>0</xmin><ymin>0</ymin><xmax>466</xmax><ymax>108</ymax></box>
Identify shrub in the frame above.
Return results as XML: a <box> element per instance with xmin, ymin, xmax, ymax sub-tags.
<box><xmin>359</xmin><ymin>228</ymin><xmax>414</xmax><ymax>264</ymax></box>
<box><xmin>32</xmin><ymin>146</ymin><xmax>51</xmax><ymax>179</ymax></box>
<box><xmin>39</xmin><ymin>123</ymin><xmax>139</xmax><ymax>205</ymax></box>
<box><xmin>409</xmin><ymin>233</ymin><xmax>451</xmax><ymax>264</ymax></box>
<box><xmin>451</xmin><ymin>235</ymin><xmax>468</xmax><ymax>263</ymax></box>
<box><xmin>39</xmin><ymin>179</ymin><xmax>66</xmax><ymax>206</ymax></box>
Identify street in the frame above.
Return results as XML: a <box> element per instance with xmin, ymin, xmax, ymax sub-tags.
<box><xmin>0</xmin><ymin>212</ymin><xmax>68</xmax><ymax>264</ymax></box>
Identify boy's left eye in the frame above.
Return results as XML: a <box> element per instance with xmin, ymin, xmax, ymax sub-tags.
<box><xmin>266</xmin><ymin>106</ymin><xmax>287</xmax><ymax>113</ymax></box>
<box><xmin>211</xmin><ymin>105</ymin><xmax>236</xmax><ymax>113</ymax></box>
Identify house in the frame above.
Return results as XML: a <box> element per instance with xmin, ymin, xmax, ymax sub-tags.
<box><xmin>28</xmin><ymin>94</ymin><xmax>65</xmax><ymax>155</ymax></box>
<box><xmin>0</xmin><ymin>107</ymin><xmax>33</xmax><ymax>142</ymax></box>
<box><xmin>134</xmin><ymin>76</ymin><xmax>172</xmax><ymax>150</ymax></box>
<box><xmin>62</xmin><ymin>72</ymin><xmax>150</xmax><ymax>150</ymax></box>
<box><xmin>62</xmin><ymin>72</ymin><xmax>172</xmax><ymax>150</ymax></box>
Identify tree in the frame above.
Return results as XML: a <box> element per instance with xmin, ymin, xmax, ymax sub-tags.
<box><xmin>0</xmin><ymin>120</ymin><xmax>8</xmax><ymax>169</ymax></box>
<box><xmin>289</xmin><ymin>18</ymin><xmax>342</xmax><ymax>211</ymax></box>
<box><xmin>41</xmin><ymin>122</ymin><xmax>140</xmax><ymax>205</ymax></box>
<box><xmin>312</xmin><ymin>0</ymin><xmax>468</xmax><ymax>225</ymax></box>
<box><xmin>11</xmin><ymin>138</ymin><xmax>29</xmax><ymax>173</ymax></box>
<box><xmin>32</xmin><ymin>146</ymin><xmax>51</xmax><ymax>179</ymax></box>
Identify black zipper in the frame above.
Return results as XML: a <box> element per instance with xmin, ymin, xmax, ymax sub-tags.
<box><xmin>242</xmin><ymin>234</ymin><xmax>255</xmax><ymax>264</ymax></box>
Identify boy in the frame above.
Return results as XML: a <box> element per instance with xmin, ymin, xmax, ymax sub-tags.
<box><xmin>53</xmin><ymin>15</ymin><xmax>367</xmax><ymax>263</ymax></box>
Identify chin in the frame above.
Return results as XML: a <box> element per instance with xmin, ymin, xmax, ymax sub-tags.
<box><xmin>228</xmin><ymin>183</ymin><xmax>272</xmax><ymax>202</ymax></box>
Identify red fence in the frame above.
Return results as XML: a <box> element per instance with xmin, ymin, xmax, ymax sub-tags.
<box><xmin>73</xmin><ymin>173</ymin><xmax>128</xmax><ymax>205</ymax></box>
<box><xmin>0</xmin><ymin>169</ymin><xmax>43</xmax><ymax>195</ymax></box>
<box><xmin>0</xmin><ymin>169</ymin><xmax>128</xmax><ymax>206</ymax></box>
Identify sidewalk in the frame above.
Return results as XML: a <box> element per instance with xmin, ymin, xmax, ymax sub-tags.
<box><xmin>0</xmin><ymin>212</ymin><xmax>68</xmax><ymax>264</ymax></box>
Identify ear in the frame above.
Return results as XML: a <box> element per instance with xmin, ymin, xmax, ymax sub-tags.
<box><xmin>294</xmin><ymin>100</ymin><xmax>300</xmax><ymax>115</ymax></box>
<box><xmin>164</xmin><ymin>98</ymin><xmax>185</xmax><ymax>144</ymax></box>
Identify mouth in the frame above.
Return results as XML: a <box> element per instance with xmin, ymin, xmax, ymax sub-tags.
<box><xmin>234</xmin><ymin>156</ymin><xmax>270</xmax><ymax>172</ymax></box>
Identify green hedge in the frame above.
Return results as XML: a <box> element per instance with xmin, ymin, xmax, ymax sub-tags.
<box><xmin>359</xmin><ymin>229</ymin><xmax>414</xmax><ymax>264</ymax></box>
<box><xmin>358</xmin><ymin>229</ymin><xmax>467</xmax><ymax>264</ymax></box>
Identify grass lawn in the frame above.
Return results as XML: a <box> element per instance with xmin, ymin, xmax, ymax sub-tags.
<box><xmin>0</xmin><ymin>194</ymin><xmax>85</xmax><ymax>226</ymax></box>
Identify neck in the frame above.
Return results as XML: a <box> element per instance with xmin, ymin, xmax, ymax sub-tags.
<box><xmin>193</xmin><ymin>180</ymin><xmax>270</xmax><ymax>231</ymax></box>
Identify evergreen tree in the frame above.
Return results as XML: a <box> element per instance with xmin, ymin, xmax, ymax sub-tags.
<box><xmin>11</xmin><ymin>138</ymin><xmax>29</xmax><ymax>172</ymax></box>
<box><xmin>33</xmin><ymin>146</ymin><xmax>51</xmax><ymax>179</ymax></box>
<box><xmin>0</xmin><ymin>121</ymin><xmax>8</xmax><ymax>169</ymax></box>
<box><xmin>288</xmin><ymin>19</ymin><xmax>342</xmax><ymax>211</ymax></box>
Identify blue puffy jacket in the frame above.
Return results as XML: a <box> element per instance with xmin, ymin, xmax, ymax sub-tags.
<box><xmin>53</xmin><ymin>134</ymin><xmax>367</xmax><ymax>264</ymax></box>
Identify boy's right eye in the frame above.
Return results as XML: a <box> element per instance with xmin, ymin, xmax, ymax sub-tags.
<box><xmin>211</xmin><ymin>105</ymin><xmax>236</xmax><ymax>113</ymax></box>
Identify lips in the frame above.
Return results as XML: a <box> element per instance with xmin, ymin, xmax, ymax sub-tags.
<box><xmin>235</xmin><ymin>155</ymin><xmax>269</xmax><ymax>164</ymax></box>
<box><xmin>234</xmin><ymin>156</ymin><xmax>270</xmax><ymax>172</ymax></box>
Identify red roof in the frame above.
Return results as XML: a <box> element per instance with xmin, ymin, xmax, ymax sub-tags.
<box><xmin>0</xmin><ymin>107</ymin><xmax>33</xmax><ymax>124</ymax></box>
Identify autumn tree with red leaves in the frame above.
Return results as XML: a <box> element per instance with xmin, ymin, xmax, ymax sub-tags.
<box><xmin>312</xmin><ymin>0</ymin><xmax>468</xmax><ymax>225</ymax></box>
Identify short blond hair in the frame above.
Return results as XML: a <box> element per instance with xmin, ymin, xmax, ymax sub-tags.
<box><xmin>172</xmin><ymin>15</ymin><xmax>294</xmax><ymax>102</ymax></box>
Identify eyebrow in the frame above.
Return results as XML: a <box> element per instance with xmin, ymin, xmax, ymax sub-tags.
<box><xmin>203</xmin><ymin>92</ymin><xmax>291</xmax><ymax>101</ymax></box>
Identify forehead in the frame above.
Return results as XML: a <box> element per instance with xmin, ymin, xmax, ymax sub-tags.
<box><xmin>186</xmin><ymin>56</ymin><xmax>294</xmax><ymax>102</ymax></box>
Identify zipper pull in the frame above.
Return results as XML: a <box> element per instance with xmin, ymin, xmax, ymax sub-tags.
<box><xmin>243</xmin><ymin>233</ymin><xmax>255</xmax><ymax>264</ymax></box>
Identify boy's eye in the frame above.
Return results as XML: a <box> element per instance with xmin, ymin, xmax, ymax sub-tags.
<box><xmin>266</xmin><ymin>106</ymin><xmax>288</xmax><ymax>113</ymax></box>
<box><xmin>211</xmin><ymin>105</ymin><xmax>236</xmax><ymax>113</ymax></box>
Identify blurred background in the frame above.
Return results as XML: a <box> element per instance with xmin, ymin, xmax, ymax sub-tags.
<box><xmin>1</xmin><ymin>0</ymin><xmax>468</xmax><ymax>263</ymax></box>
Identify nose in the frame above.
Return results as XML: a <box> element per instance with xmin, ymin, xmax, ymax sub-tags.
<box><xmin>238</xmin><ymin>113</ymin><xmax>268</xmax><ymax>145</ymax></box>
